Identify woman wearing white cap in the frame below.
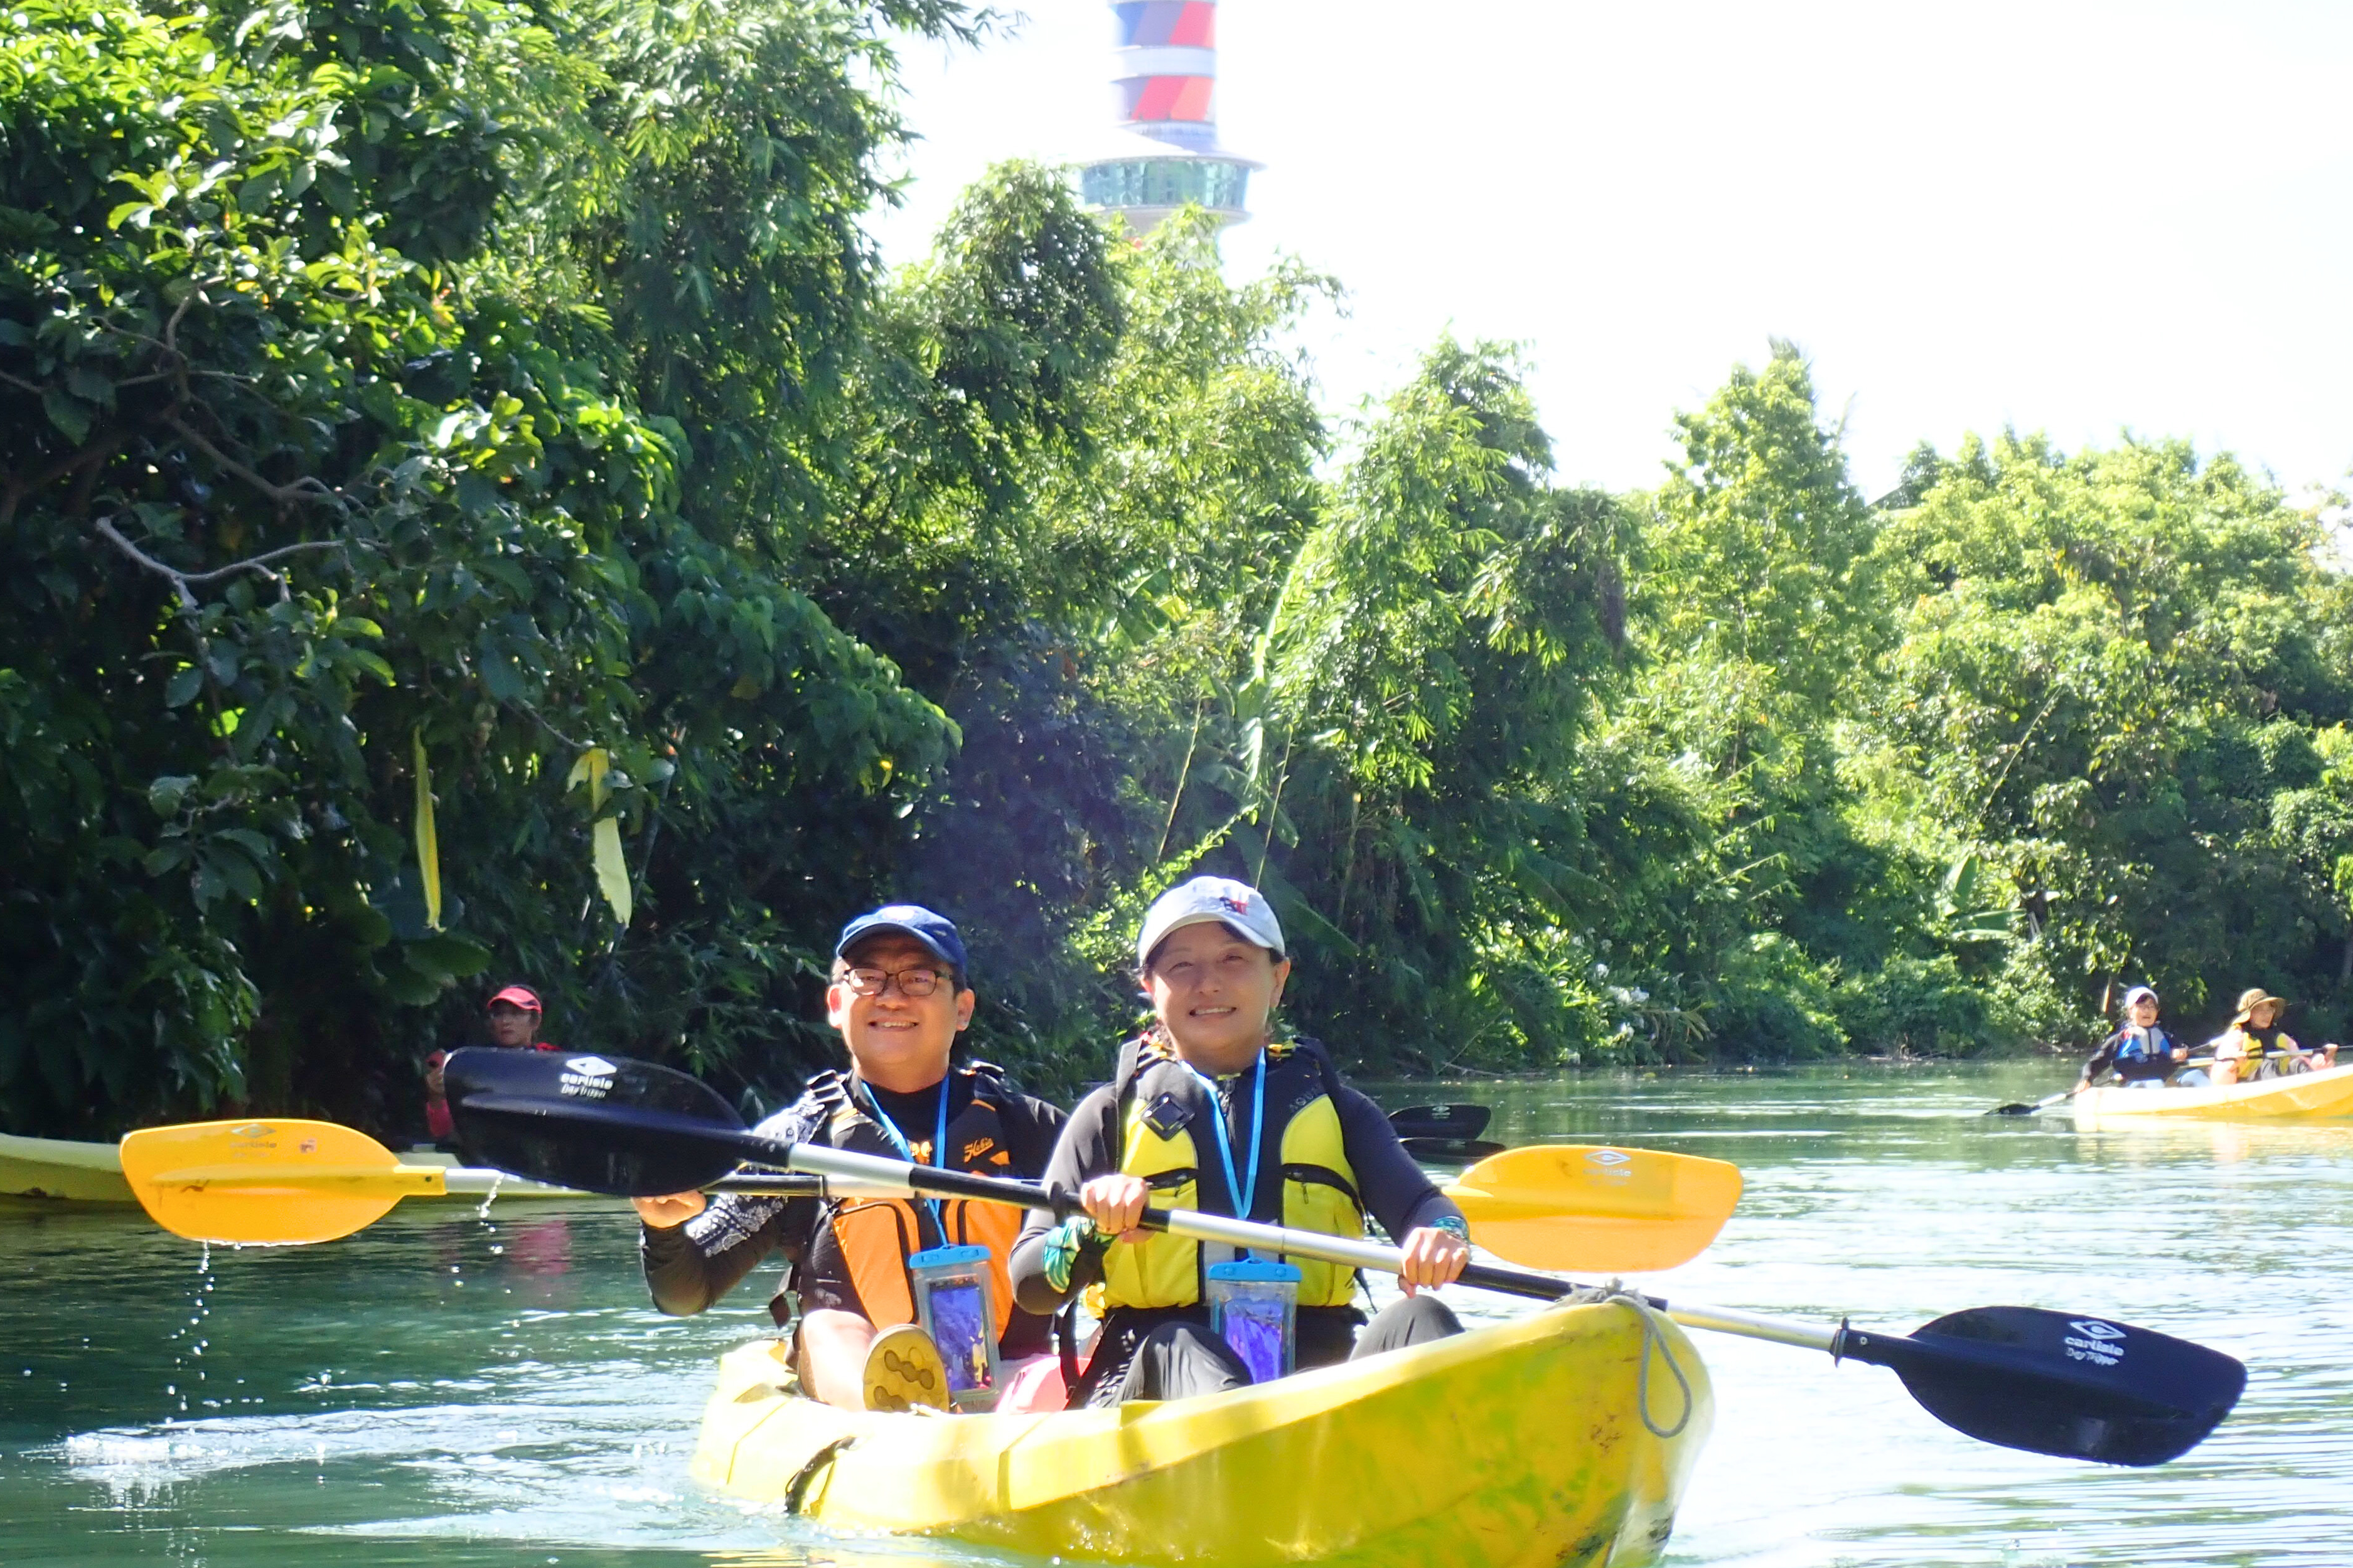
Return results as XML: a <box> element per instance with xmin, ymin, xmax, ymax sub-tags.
<box><xmin>1008</xmin><ymin>875</ymin><xmax>1470</xmax><ymax>1405</ymax></box>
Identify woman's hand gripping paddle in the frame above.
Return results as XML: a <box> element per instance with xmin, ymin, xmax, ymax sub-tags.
<box><xmin>447</xmin><ymin>1048</ymin><xmax>2247</xmax><ymax>1466</ymax></box>
<box><xmin>1442</xmin><ymin>1143</ymin><xmax>1742</xmax><ymax>1273</ymax></box>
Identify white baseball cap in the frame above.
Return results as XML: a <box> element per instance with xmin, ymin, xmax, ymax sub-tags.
<box><xmin>1136</xmin><ymin>876</ymin><xmax>1285</xmax><ymax>970</ymax></box>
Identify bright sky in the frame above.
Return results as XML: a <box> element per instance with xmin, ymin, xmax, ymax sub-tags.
<box><xmin>867</xmin><ymin>1</ymin><xmax>2353</xmax><ymax>502</ymax></box>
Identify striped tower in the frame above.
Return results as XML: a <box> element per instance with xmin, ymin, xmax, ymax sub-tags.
<box><xmin>1080</xmin><ymin>1</ymin><xmax>1257</xmax><ymax>234</ymax></box>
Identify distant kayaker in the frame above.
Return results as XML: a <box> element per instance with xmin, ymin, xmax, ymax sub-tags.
<box><xmin>424</xmin><ymin>984</ymin><xmax>557</xmax><ymax>1143</ymax></box>
<box><xmin>1008</xmin><ymin>875</ymin><xmax>1471</xmax><ymax>1405</ymax></box>
<box><xmin>631</xmin><ymin>905</ymin><xmax>1067</xmax><ymax>1414</ymax></box>
<box><xmin>2208</xmin><ymin>989</ymin><xmax>2330</xmax><ymax>1085</ymax></box>
<box><xmin>2074</xmin><ymin>986</ymin><xmax>2199</xmax><ymax>1094</ymax></box>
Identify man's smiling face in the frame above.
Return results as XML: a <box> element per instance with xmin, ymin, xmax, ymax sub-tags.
<box><xmin>825</xmin><ymin>932</ymin><xmax>974</xmax><ymax>1092</ymax></box>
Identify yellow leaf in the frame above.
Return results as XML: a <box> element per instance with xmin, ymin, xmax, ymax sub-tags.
<box><xmin>412</xmin><ymin>730</ymin><xmax>441</xmax><ymax>931</ymax></box>
<box><xmin>567</xmin><ymin>746</ymin><xmax>610</xmax><ymax>811</ymax></box>
<box><xmin>593</xmin><ymin>815</ymin><xmax>631</xmax><ymax>928</ymax></box>
<box><xmin>569</xmin><ymin>748</ymin><xmax>628</xmax><ymax>927</ymax></box>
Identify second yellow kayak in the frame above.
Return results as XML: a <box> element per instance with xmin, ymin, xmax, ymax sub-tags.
<box><xmin>2074</xmin><ymin>1062</ymin><xmax>2353</xmax><ymax>1123</ymax></box>
<box><xmin>694</xmin><ymin>1298</ymin><xmax>1713</xmax><ymax>1567</ymax></box>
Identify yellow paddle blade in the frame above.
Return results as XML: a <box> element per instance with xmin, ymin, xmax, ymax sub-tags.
<box><xmin>121</xmin><ymin>1119</ymin><xmax>447</xmax><ymax>1245</ymax></box>
<box><xmin>1445</xmin><ymin>1143</ymin><xmax>1742</xmax><ymax>1274</ymax></box>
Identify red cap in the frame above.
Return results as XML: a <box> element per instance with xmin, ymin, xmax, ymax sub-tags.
<box><xmin>488</xmin><ymin>985</ymin><xmax>543</xmax><ymax>1013</ymax></box>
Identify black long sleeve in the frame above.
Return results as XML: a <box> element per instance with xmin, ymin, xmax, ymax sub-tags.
<box><xmin>641</xmin><ymin>1193</ymin><xmax>816</xmax><ymax>1318</ymax></box>
<box><xmin>636</xmin><ymin>1097</ymin><xmax>823</xmax><ymax>1320</ymax></box>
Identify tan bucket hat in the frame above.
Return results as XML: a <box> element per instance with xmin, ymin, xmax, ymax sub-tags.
<box><xmin>2232</xmin><ymin>987</ymin><xmax>2287</xmax><ymax>1024</ymax></box>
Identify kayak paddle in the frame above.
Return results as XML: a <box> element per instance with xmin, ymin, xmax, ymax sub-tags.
<box><xmin>448</xmin><ymin>1048</ymin><xmax>2246</xmax><ymax>1466</ymax></box>
<box><xmin>1389</xmin><ymin>1103</ymin><xmax>1492</xmax><ymax>1141</ymax></box>
<box><xmin>1988</xmin><ymin>1089</ymin><xmax>2074</xmax><ymax>1116</ymax></box>
<box><xmin>1390</xmin><ymin>1102</ymin><xmax>1506</xmax><ymax>1158</ymax></box>
<box><xmin>116</xmin><ymin>1113</ymin><xmax>1732</xmax><ymax>1269</ymax></box>
<box><xmin>118</xmin><ymin>1117</ymin><xmax>884</xmax><ymax>1245</ymax></box>
<box><xmin>1443</xmin><ymin>1142</ymin><xmax>1741</xmax><ymax>1272</ymax></box>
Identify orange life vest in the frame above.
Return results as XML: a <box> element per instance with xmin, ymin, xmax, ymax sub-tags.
<box><xmin>810</xmin><ymin>1065</ymin><xmax>1031</xmax><ymax>1339</ymax></box>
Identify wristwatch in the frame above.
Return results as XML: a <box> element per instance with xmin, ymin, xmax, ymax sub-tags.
<box><xmin>1433</xmin><ymin>1214</ymin><xmax>1471</xmax><ymax>1244</ymax></box>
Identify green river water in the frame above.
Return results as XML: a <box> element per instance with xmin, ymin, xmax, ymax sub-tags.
<box><xmin>4</xmin><ymin>1062</ymin><xmax>2347</xmax><ymax>1567</ymax></box>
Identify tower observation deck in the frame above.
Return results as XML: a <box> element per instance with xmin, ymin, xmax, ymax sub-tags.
<box><xmin>1079</xmin><ymin>1</ymin><xmax>1257</xmax><ymax>234</ymax></box>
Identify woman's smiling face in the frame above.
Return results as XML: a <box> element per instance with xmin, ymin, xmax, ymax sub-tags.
<box><xmin>1144</xmin><ymin>920</ymin><xmax>1289</xmax><ymax>1073</ymax></box>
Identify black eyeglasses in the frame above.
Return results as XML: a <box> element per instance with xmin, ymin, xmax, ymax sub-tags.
<box><xmin>840</xmin><ymin>966</ymin><xmax>946</xmax><ymax>999</ymax></box>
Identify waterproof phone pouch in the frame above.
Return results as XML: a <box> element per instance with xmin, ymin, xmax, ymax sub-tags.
<box><xmin>1206</xmin><ymin>1258</ymin><xmax>1300</xmax><ymax>1385</ymax></box>
<box><xmin>909</xmin><ymin>1244</ymin><xmax>1000</xmax><ymax>1410</ymax></box>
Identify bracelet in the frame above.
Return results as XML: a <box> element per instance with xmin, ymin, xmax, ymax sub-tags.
<box><xmin>1041</xmin><ymin>1215</ymin><xmax>1097</xmax><ymax>1293</ymax></box>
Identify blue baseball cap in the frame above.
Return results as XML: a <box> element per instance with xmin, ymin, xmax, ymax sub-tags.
<box><xmin>834</xmin><ymin>904</ymin><xmax>968</xmax><ymax>978</ymax></box>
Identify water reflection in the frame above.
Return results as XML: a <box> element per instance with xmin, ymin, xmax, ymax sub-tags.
<box><xmin>3</xmin><ymin>1063</ymin><xmax>2347</xmax><ymax>1567</ymax></box>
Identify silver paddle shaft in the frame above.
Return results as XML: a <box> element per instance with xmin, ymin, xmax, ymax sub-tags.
<box><xmin>434</xmin><ymin>1166</ymin><xmax>904</xmax><ymax>1201</ymax></box>
<box><xmin>784</xmin><ymin>1142</ymin><xmax>1408</xmax><ymax>1269</ymax></box>
<box><xmin>784</xmin><ymin>1141</ymin><xmax>1846</xmax><ymax>1352</ymax></box>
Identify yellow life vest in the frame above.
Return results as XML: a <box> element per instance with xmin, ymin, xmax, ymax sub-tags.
<box><xmin>812</xmin><ymin>1067</ymin><xmax>1026</xmax><ymax>1339</ymax></box>
<box><xmin>1096</xmin><ymin>1036</ymin><xmax>1365</xmax><ymax>1311</ymax></box>
<box><xmin>2224</xmin><ymin>1025</ymin><xmax>2296</xmax><ymax>1075</ymax></box>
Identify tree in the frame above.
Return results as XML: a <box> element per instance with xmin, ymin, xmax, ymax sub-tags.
<box><xmin>0</xmin><ymin>0</ymin><xmax>963</xmax><ymax>1133</ymax></box>
<box><xmin>1858</xmin><ymin>432</ymin><xmax>2349</xmax><ymax>1041</ymax></box>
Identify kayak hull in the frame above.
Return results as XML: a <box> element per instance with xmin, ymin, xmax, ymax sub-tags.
<box><xmin>0</xmin><ymin>1132</ymin><xmax>136</xmax><ymax>1203</ymax></box>
<box><xmin>2074</xmin><ymin>1062</ymin><xmax>2353</xmax><ymax>1123</ymax></box>
<box><xmin>694</xmin><ymin>1300</ymin><xmax>1712</xmax><ymax>1567</ymax></box>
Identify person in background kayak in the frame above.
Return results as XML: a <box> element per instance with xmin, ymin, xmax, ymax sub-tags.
<box><xmin>1009</xmin><ymin>875</ymin><xmax>1469</xmax><ymax>1406</ymax></box>
<box><xmin>424</xmin><ymin>984</ymin><xmax>556</xmax><ymax>1143</ymax></box>
<box><xmin>2208</xmin><ymin>989</ymin><xmax>2334</xmax><ymax>1085</ymax></box>
<box><xmin>2073</xmin><ymin>985</ymin><xmax>2198</xmax><ymax>1094</ymax></box>
<box><xmin>632</xmin><ymin>906</ymin><xmax>1066</xmax><ymax>1413</ymax></box>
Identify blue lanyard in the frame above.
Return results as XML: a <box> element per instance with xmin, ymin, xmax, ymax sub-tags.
<box><xmin>1181</xmin><ymin>1052</ymin><xmax>1265</xmax><ymax>1222</ymax></box>
<box><xmin>859</xmin><ymin>1077</ymin><xmax>949</xmax><ymax>1235</ymax></box>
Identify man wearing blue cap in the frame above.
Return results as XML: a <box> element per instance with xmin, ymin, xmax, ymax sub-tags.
<box><xmin>635</xmin><ymin>905</ymin><xmax>1066</xmax><ymax>1411</ymax></box>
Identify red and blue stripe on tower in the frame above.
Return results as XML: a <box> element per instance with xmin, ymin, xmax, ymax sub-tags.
<box><xmin>1113</xmin><ymin>1</ymin><xmax>1218</xmax><ymax>129</ymax></box>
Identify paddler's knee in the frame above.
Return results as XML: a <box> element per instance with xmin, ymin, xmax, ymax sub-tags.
<box><xmin>1116</xmin><ymin>1321</ymin><xmax>1252</xmax><ymax>1403</ymax></box>
<box><xmin>797</xmin><ymin>1306</ymin><xmax>882</xmax><ymax>1411</ymax></box>
<box><xmin>1349</xmin><ymin>1294</ymin><xmax>1464</xmax><ymax>1362</ymax></box>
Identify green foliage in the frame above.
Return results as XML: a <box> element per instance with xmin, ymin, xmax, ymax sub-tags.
<box><xmin>7</xmin><ymin>0</ymin><xmax>2349</xmax><ymax>1131</ymax></box>
<box><xmin>1857</xmin><ymin>433</ymin><xmax>2352</xmax><ymax>1042</ymax></box>
<box><xmin>0</xmin><ymin>0</ymin><xmax>960</xmax><ymax>1133</ymax></box>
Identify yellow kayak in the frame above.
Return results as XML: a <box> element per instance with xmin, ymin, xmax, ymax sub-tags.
<box><xmin>2074</xmin><ymin>1062</ymin><xmax>2353</xmax><ymax>1124</ymax></box>
<box><xmin>694</xmin><ymin>1299</ymin><xmax>1712</xmax><ymax>1567</ymax></box>
<box><xmin>0</xmin><ymin>1131</ymin><xmax>137</xmax><ymax>1203</ymax></box>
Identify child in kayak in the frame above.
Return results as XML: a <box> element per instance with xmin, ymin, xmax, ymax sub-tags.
<box><xmin>2208</xmin><ymin>989</ymin><xmax>2334</xmax><ymax>1085</ymax></box>
<box><xmin>2076</xmin><ymin>986</ymin><xmax>2199</xmax><ymax>1092</ymax></box>
<box><xmin>1008</xmin><ymin>875</ymin><xmax>1470</xmax><ymax>1405</ymax></box>
<box><xmin>633</xmin><ymin>906</ymin><xmax>1067</xmax><ymax>1412</ymax></box>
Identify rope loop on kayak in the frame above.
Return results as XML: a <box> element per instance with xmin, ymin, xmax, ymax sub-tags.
<box><xmin>782</xmin><ymin>1436</ymin><xmax>855</xmax><ymax>1515</ymax></box>
<box><xmin>1561</xmin><ymin>1280</ymin><xmax>1695</xmax><ymax>1440</ymax></box>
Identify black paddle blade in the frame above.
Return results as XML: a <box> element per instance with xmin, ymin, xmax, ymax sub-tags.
<box><xmin>1840</xmin><ymin>1306</ymin><xmax>2246</xmax><ymax>1466</ymax></box>
<box><xmin>446</xmin><ymin>1048</ymin><xmax>748</xmax><ymax>1197</ymax></box>
<box><xmin>1390</xmin><ymin>1103</ymin><xmax>1493</xmax><ymax>1141</ymax></box>
<box><xmin>1401</xmin><ymin>1136</ymin><xmax>1508</xmax><ymax>1160</ymax></box>
<box><xmin>1986</xmin><ymin>1103</ymin><xmax>2038</xmax><ymax>1116</ymax></box>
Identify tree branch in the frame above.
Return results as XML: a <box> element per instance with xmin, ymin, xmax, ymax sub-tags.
<box><xmin>165</xmin><ymin>413</ymin><xmax>350</xmax><ymax>516</ymax></box>
<box><xmin>512</xmin><ymin>698</ymin><xmax>595</xmax><ymax>753</ymax></box>
<box><xmin>92</xmin><ymin>515</ymin><xmax>345</xmax><ymax>610</ymax></box>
